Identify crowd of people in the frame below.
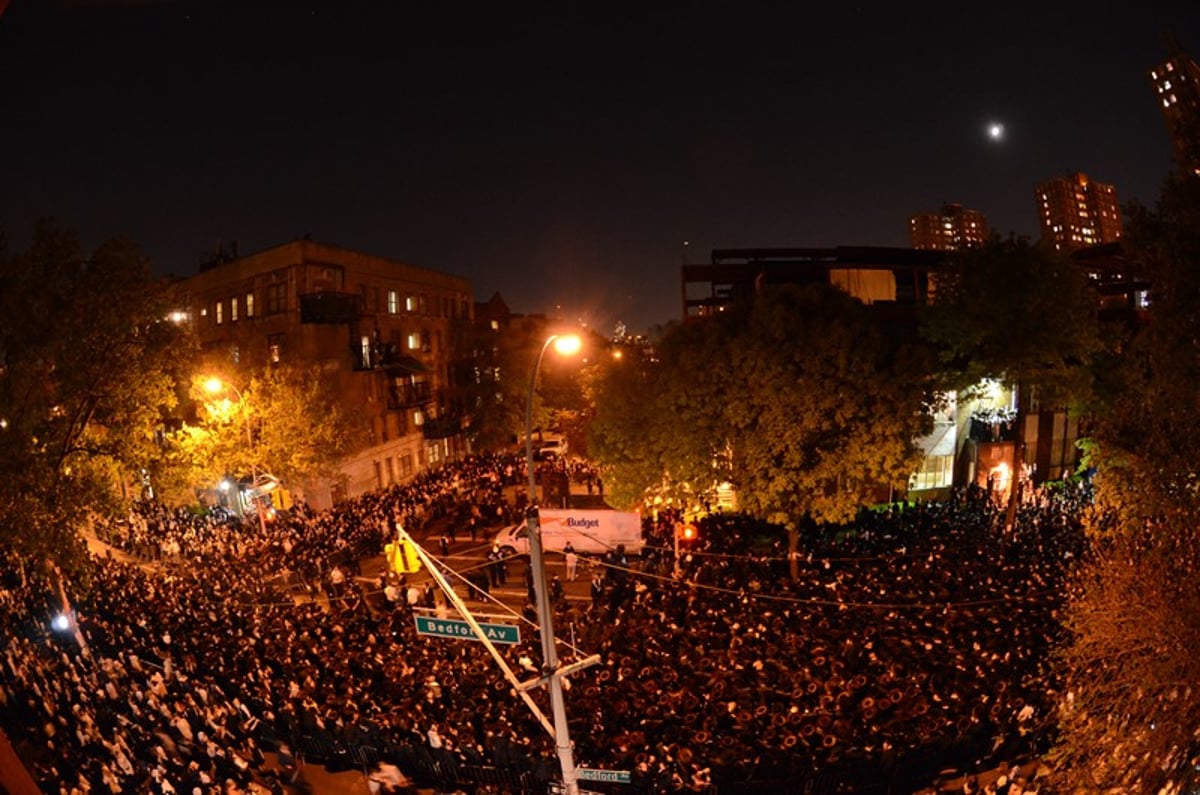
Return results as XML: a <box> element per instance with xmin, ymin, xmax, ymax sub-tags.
<box><xmin>0</xmin><ymin>451</ymin><xmax>1083</xmax><ymax>793</ymax></box>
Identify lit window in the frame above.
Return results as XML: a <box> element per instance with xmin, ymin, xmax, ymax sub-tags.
<box><xmin>361</xmin><ymin>335</ymin><xmax>372</xmax><ymax>367</ymax></box>
<box><xmin>407</xmin><ymin>332</ymin><xmax>420</xmax><ymax>350</ymax></box>
<box><xmin>406</xmin><ymin>295</ymin><xmax>417</xmax><ymax>312</ymax></box>
<box><xmin>413</xmin><ymin>409</ymin><xmax>424</xmax><ymax>426</ymax></box>
<box><xmin>388</xmin><ymin>290</ymin><xmax>399</xmax><ymax>314</ymax></box>
<box><xmin>490</xmin><ymin>320</ymin><xmax>499</xmax><ymax>330</ymax></box>
<box><xmin>246</xmin><ymin>293</ymin><xmax>254</xmax><ymax>318</ymax></box>
<box><xmin>231</xmin><ymin>297</ymin><xmax>239</xmax><ymax>322</ymax></box>
<box><xmin>215</xmin><ymin>301</ymin><xmax>223</xmax><ymax>325</ymax></box>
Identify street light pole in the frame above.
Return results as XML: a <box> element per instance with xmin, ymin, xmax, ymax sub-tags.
<box><xmin>525</xmin><ymin>333</ymin><xmax>582</xmax><ymax>795</ymax></box>
<box><xmin>205</xmin><ymin>378</ymin><xmax>267</xmax><ymax>534</ymax></box>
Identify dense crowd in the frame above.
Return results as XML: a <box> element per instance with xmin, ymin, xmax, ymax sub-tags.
<box><xmin>0</xmin><ymin>452</ymin><xmax>1083</xmax><ymax>793</ymax></box>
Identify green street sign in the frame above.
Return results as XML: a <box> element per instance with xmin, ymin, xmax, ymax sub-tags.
<box><xmin>577</xmin><ymin>768</ymin><xmax>632</xmax><ymax>784</ymax></box>
<box><xmin>414</xmin><ymin>615</ymin><xmax>520</xmax><ymax>645</ymax></box>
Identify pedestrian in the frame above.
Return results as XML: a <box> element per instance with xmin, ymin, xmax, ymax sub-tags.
<box><xmin>487</xmin><ymin>544</ymin><xmax>502</xmax><ymax>588</ymax></box>
<box><xmin>590</xmin><ymin>573</ymin><xmax>604</xmax><ymax>610</ymax></box>
<box><xmin>550</xmin><ymin>574</ymin><xmax>564</xmax><ymax>604</ymax></box>
<box><xmin>564</xmin><ymin>546</ymin><xmax>578</xmax><ymax>582</ymax></box>
<box><xmin>439</xmin><ymin>534</ymin><xmax>450</xmax><ymax>558</ymax></box>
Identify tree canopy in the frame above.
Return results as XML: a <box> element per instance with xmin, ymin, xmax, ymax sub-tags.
<box><xmin>920</xmin><ymin>235</ymin><xmax>1102</xmax><ymax>409</ymax></box>
<box><xmin>590</xmin><ymin>283</ymin><xmax>938</xmax><ymax>528</ymax></box>
<box><xmin>1052</xmin><ymin>173</ymin><xmax>1200</xmax><ymax>792</ymax></box>
<box><xmin>0</xmin><ymin>222</ymin><xmax>194</xmax><ymax>578</ymax></box>
<box><xmin>159</xmin><ymin>363</ymin><xmax>359</xmax><ymax>503</ymax></box>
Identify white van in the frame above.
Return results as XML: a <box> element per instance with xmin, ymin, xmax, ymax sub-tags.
<box><xmin>494</xmin><ymin>509</ymin><xmax>642</xmax><ymax>557</ymax></box>
<box><xmin>534</xmin><ymin>432</ymin><xmax>568</xmax><ymax>460</ymax></box>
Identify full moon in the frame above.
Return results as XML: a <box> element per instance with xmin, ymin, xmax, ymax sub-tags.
<box><xmin>987</xmin><ymin>121</ymin><xmax>1006</xmax><ymax>142</ymax></box>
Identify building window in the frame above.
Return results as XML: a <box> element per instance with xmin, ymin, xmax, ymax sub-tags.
<box><xmin>909</xmin><ymin>454</ymin><xmax>954</xmax><ymax>491</ymax></box>
<box><xmin>399</xmin><ymin>453</ymin><xmax>414</xmax><ymax>479</ymax></box>
<box><xmin>407</xmin><ymin>332</ymin><xmax>421</xmax><ymax>351</ymax></box>
<box><xmin>413</xmin><ymin>409</ymin><xmax>424</xmax><ymax>427</ymax></box>
<box><xmin>231</xmin><ymin>296</ymin><xmax>239</xmax><ymax>322</ymax></box>
<box><xmin>406</xmin><ymin>295</ymin><xmax>417</xmax><ymax>312</ymax></box>
<box><xmin>246</xmin><ymin>292</ymin><xmax>255</xmax><ymax>318</ymax></box>
<box><xmin>385</xmin><ymin>457</ymin><xmax>396</xmax><ymax>485</ymax></box>
<box><xmin>215</xmin><ymin>301</ymin><xmax>224</xmax><ymax>325</ymax></box>
<box><xmin>373</xmin><ymin>461</ymin><xmax>383</xmax><ymax>490</ymax></box>
<box><xmin>266</xmin><ymin>283</ymin><xmax>286</xmax><ymax>315</ymax></box>
<box><xmin>428</xmin><ymin>442</ymin><xmax>441</xmax><ymax>464</ymax></box>
<box><xmin>268</xmin><ymin>333</ymin><xmax>284</xmax><ymax>363</ymax></box>
<box><xmin>388</xmin><ymin>290</ymin><xmax>399</xmax><ymax>314</ymax></box>
<box><xmin>419</xmin><ymin>294</ymin><xmax>427</xmax><ymax>315</ymax></box>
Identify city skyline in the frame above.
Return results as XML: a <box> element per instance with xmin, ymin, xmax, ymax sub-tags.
<box><xmin>1</xmin><ymin>2</ymin><xmax>1198</xmax><ymax>334</ymax></box>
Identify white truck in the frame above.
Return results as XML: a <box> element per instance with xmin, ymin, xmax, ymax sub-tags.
<box><xmin>493</xmin><ymin>509</ymin><xmax>643</xmax><ymax>557</ymax></box>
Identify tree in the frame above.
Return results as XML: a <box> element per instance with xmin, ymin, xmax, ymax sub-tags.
<box><xmin>1077</xmin><ymin>174</ymin><xmax>1200</xmax><ymax>526</ymax></box>
<box><xmin>0</xmin><ymin>222</ymin><xmax>194</xmax><ymax>580</ymax></box>
<box><xmin>1052</xmin><ymin>174</ymin><xmax>1200</xmax><ymax>791</ymax></box>
<box><xmin>590</xmin><ymin>283</ymin><xmax>939</xmax><ymax>574</ymax></box>
<box><xmin>920</xmin><ymin>236</ymin><xmax>1102</xmax><ymax>526</ymax></box>
<box><xmin>589</xmin><ymin>323</ymin><xmax>730</xmax><ymax>510</ymax></box>
<box><xmin>728</xmin><ymin>284</ymin><xmax>936</xmax><ymax>527</ymax></box>
<box><xmin>161</xmin><ymin>363</ymin><xmax>359</xmax><ymax>503</ymax></box>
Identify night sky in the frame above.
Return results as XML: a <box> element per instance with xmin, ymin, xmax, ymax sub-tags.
<box><xmin>2</xmin><ymin>2</ymin><xmax>1198</xmax><ymax>335</ymax></box>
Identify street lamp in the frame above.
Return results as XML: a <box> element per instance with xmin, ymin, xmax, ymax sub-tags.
<box><xmin>204</xmin><ymin>377</ymin><xmax>267</xmax><ymax>533</ymax></box>
<box><xmin>524</xmin><ymin>332</ymin><xmax>582</xmax><ymax>795</ymax></box>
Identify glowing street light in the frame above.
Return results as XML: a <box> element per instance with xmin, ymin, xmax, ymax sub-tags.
<box><xmin>203</xmin><ymin>377</ymin><xmax>267</xmax><ymax>533</ymax></box>
<box><xmin>524</xmin><ymin>332</ymin><xmax>583</xmax><ymax>795</ymax></box>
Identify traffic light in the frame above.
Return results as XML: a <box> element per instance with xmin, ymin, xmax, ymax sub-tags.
<box><xmin>676</xmin><ymin>523</ymin><xmax>698</xmax><ymax>542</ymax></box>
<box><xmin>385</xmin><ymin>539</ymin><xmax>423</xmax><ymax>574</ymax></box>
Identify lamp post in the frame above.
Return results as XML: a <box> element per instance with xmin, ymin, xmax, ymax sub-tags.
<box><xmin>524</xmin><ymin>332</ymin><xmax>582</xmax><ymax>795</ymax></box>
<box><xmin>204</xmin><ymin>377</ymin><xmax>267</xmax><ymax>534</ymax></box>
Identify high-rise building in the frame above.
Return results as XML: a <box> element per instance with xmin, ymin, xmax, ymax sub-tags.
<box><xmin>1034</xmin><ymin>172</ymin><xmax>1122</xmax><ymax>252</ymax></box>
<box><xmin>1149</xmin><ymin>36</ymin><xmax>1200</xmax><ymax>177</ymax></box>
<box><xmin>908</xmin><ymin>203</ymin><xmax>989</xmax><ymax>251</ymax></box>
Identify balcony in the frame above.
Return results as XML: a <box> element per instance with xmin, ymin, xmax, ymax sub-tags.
<box><xmin>387</xmin><ymin>381</ymin><xmax>432</xmax><ymax>410</ymax></box>
<box><xmin>968</xmin><ymin>413</ymin><xmax>1019</xmax><ymax>443</ymax></box>
<box><xmin>300</xmin><ymin>291</ymin><xmax>362</xmax><ymax>324</ymax></box>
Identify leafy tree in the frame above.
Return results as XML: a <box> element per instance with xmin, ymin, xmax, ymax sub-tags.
<box><xmin>0</xmin><ymin>222</ymin><xmax>194</xmax><ymax>581</ymax></box>
<box><xmin>589</xmin><ymin>324</ymin><xmax>730</xmax><ymax>510</ymax></box>
<box><xmin>920</xmin><ymin>236</ymin><xmax>1102</xmax><ymax>527</ymax></box>
<box><xmin>728</xmin><ymin>284</ymin><xmax>936</xmax><ymax>527</ymax></box>
<box><xmin>1077</xmin><ymin>174</ymin><xmax>1200</xmax><ymax>525</ymax></box>
<box><xmin>1052</xmin><ymin>174</ymin><xmax>1200</xmax><ymax>791</ymax></box>
<box><xmin>160</xmin><ymin>363</ymin><xmax>359</xmax><ymax>502</ymax></box>
<box><xmin>590</xmin><ymin>283</ymin><xmax>939</xmax><ymax>573</ymax></box>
